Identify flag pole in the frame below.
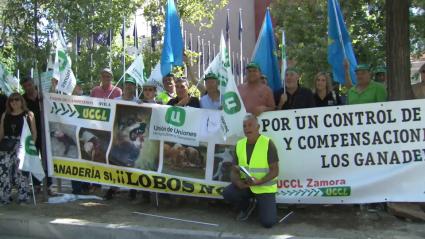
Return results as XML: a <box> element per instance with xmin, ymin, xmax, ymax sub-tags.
<box><xmin>189</xmin><ymin>33</ymin><xmax>193</xmax><ymax>50</ymax></box>
<box><xmin>134</xmin><ymin>14</ymin><xmax>139</xmax><ymax>98</ymax></box>
<box><xmin>90</xmin><ymin>25</ymin><xmax>94</xmax><ymax>85</ymax></box>
<box><xmin>109</xmin><ymin>0</ymin><xmax>113</xmax><ymax>69</ymax></box>
<box><xmin>75</xmin><ymin>36</ymin><xmax>78</xmax><ymax>80</ymax></box>
<box><xmin>107</xmin><ymin>74</ymin><xmax>124</xmax><ymax>98</ymax></box>
<box><xmin>226</xmin><ymin>9</ymin><xmax>231</xmax><ymax>56</ymax></box>
<box><xmin>239</xmin><ymin>8</ymin><xmax>243</xmax><ymax>85</ymax></box>
<box><xmin>197</xmin><ymin>36</ymin><xmax>201</xmax><ymax>80</ymax></box>
<box><xmin>30</xmin><ymin>172</ymin><xmax>37</xmax><ymax>206</ymax></box>
<box><xmin>281</xmin><ymin>31</ymin><xmax>287</xmax><ymax>94</ymax></box>
<box><xmin>184</xmin><ymin>30</ymin><xmax>187</xmax><ymax>50</ymax></box>
<box><xmin>332</xmin><ymin>0</ymin><xmax>347</xmax><ymax>59</ymax></box>
<box><xmin>202</xmin><ymin>38</ymin><xmax>205</xmax><ymax>73</ymax></box>
<box><xmin>232</xmin><ymin>51</ymin><xmax>235</xmax><ymax>77</ymax></box>
<box><xmin>208</xmin><ymin>41</ymin><xmax>211</xmax><ymax>64</ymax></box>
<box><xmin>123</xmin><ymin>16</ymin><xmax>126</xmax><ymax>85</ymax></box>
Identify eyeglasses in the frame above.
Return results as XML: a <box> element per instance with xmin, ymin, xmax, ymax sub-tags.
<box><xmin>10</xmin><ymin>98</ymin><xmax>21</xmax><ymax>102</ymax></box>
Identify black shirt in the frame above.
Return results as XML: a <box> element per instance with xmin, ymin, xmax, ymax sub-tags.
<box><xmin>313</xmin><ymin>91</ymin><xmax>342</xmax><ymax>107</ymax></box>
<box><xmin>274</xmin><ymin>87</ymin><xmax>315</xmax><ymax>110</ymax></box>
<box><xmin>3</xmin><ymin>112</ymin><xmax>26</xmax><ymax>137</ymax></box>
<box><xmin>167</xmin><ymin>95</ymin><xmax>200</xmax><ymax>108</ymax></box>
<box><xmin>0</xmin><ymin>94</ymin><xmax>7</xmax><ymax>117</ymax></box>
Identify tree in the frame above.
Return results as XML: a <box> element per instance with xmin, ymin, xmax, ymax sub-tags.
<box><xmin>386</xmin><ymin>0</ymin><xmax>412</xmax><ymax>100</ymax></box>
<box><xmin>271</xmin><ymin>0</ymin><xmax>425</xmax><ymax>91</ymax></box>
<box><xmin>0</xmin><ymin>0</ymin><xmax>228</xmax><ymax>91</ymax></box>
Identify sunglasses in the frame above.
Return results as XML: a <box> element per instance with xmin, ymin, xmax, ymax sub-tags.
<box><xmin>144</xmin><ymin>88</ymin><xmax>155</xmax><ymax>92</ymax></box>
<box><xmin>10</xmin><ymin>98</ymin><xmax>21</xmax><ymax>102</ymax></box>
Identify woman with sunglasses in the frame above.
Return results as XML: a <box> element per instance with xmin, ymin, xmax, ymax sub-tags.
<box><xmin>0</xmin><ymin>93</ymin><xmax>37</xmax><ymax>205</ymax></box>
<box><xmin>313</xmin><ymin>72</ymin><xmax>342</xmax><ymax>107</ymax></box>
<box><xmin>142</xmin><ymin>81</ymin><xmax>162</xmax><ymax>104</ymax></box>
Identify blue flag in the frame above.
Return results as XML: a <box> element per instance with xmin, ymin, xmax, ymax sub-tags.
<box><xmin>251</xmin><ymin>9</ymin><xmax>281</xmax><ymax>92</ymax></box>
<box><xmin>160</xmin><ymin>0</ymin><xmax>183</xmax><ymax>76</ymax></box>
<box><xmin>328</xmin><ymin>0</ymin><xmax>357</xmax><ymax>84</ymax></box>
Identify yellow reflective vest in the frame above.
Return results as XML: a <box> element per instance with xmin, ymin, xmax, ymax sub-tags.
<box><xmin>156</xmin><ymin>91</ymin><xmax>175</xmax><ymax>104</ymax></box>
<box><xmin>236</xmin><ymin>135</ymin><xmax>277</xmax><ymax>194</ymax></box>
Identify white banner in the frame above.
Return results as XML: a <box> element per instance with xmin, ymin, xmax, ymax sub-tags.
<box><xmin>149</xmin><ymin>105</ymin><xmax>202</xmax><ymax>146</ymax></box>
<box><xmin>43</xmin><ymin>93</ymin><xmax>425</xmax><ymax>203</ymax></box>
<box><xmin>259</xmin><ymin>100</ymin><xmax>425</xmax><ymax>203</ymax></box>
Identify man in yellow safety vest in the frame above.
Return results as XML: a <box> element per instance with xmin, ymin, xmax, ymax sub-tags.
<box><xmin>223</xmin><ymin>113</ymin><xmax>279</xmax><ymax>228</ymax></box>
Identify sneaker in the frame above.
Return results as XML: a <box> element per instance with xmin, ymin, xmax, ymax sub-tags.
<box><xmin>236</xmin><ymin>198</ymin><xmax>257</xmax><ymax>221</ymax></box>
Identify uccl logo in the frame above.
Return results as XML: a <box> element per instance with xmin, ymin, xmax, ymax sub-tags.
<box><xmin>165</xmin><ymin>107</ymin><xmax>186</xmax><ymax>127</ymax></box>
<box><xmin>223</xmin><ymin>92</ymin><xmax>241</xmax><ymax>114</ymax></box>
<box><xmin>25</xmin><ymin>136</ymin><xmax>38</xmax><ymax>156</ymax></box>
<box><xmin>58</xmin><ymin>50</ymin><xmax>68</xmax><ymax>71</ymax></box>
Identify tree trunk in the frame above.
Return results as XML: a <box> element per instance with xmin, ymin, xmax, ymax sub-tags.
<box><xmin>386</xmin><ymin>0</ymin><xmax>413</xmax><ymax>100</ymax></box>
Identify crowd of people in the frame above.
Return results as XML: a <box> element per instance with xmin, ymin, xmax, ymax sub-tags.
<box><xmin>0</xmin><ymin>60</ymin><xmax>424</xmax><ymax>228</ymax></box>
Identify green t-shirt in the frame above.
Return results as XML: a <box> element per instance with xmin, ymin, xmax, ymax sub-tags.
<box><xmin>347</xmin><ymin>81</ymin><xmax>387</xmax><ymax>105</ymax></box>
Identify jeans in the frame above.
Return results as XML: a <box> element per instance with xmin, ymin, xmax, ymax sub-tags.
<box><xmin>223</xmin><ymin>183</ymin><xmax>277</xmax><ymax>228</ymax></box>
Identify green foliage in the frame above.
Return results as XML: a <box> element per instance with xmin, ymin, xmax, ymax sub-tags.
<box><xmin>271</xmin><ymin>0</ymin><xmax>425</xmax><ymax>88</ymax></box>
<box><xmin>143</xmin><ymin>0</ymin><xmax>228</xmax><ymax>29</ymax></box>
<box><xmin>0</xmin><ymin>0</ymin><xmax>227</xmax><ymax>91</ymax></box>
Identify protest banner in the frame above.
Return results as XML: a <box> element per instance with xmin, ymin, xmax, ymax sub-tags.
<box><xmin>44</xmin><ymin>93</ymin><xmax>425</xmax><ymax>203</ymax></box>
<box><xmin>44</xmin><ymin>94</ymin><xmax>227</xmax><ymax>198</ymax></box>
<box><xmin>259</xmin><ymin>100</ymin><xmax>425</xmax><ymax>203</ymax></box>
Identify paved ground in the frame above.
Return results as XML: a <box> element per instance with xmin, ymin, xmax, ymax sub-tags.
<box><xmin>0</xmin><ymin>183</ymin><xmax>424</xmax><ymax>239</ymax></box>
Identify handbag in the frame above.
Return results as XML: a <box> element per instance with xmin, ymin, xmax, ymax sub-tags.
<box><xmin>0</xmin><ymin>138</ymin><xmax>18</xmax><ymax>152</ymax></box>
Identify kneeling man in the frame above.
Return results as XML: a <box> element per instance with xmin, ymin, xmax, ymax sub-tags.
<box><xmin>223</xmin><ymin>114</ymin><xmax>279</xmax><ymax>228</ymax></box>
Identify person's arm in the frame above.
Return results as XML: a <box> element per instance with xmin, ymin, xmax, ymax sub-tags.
<box><xmin>248</xmin><ymin>162</ymin><xmax>279</xmax><ymax>186</ymax></box>
<box><xmin>0</xmin><ymin>113</ymin><xmax>5</xmax><ymax>141</ymax></box>
<box><xmin>185</xmin><ymin>55</ymin><xmax>206</xmax><ymax>94</ymax></box>
<box><xmin>230</xmin><ymin>146</ymin><xmax>250</xmax><ymax>189</ymax></box>
<box><xmin>28</xmin><ymin>111</ymin><xmax>37</xmax><ymax>142</ymax></box>
<box><xmin>276</xmin><ymin>92</ymin><xmax>287</xmax><ymax>110</ymax></box>
<box><xmin>230</xmin><ymin>166</ymin><xmax>250</xmax><ymax>189</ymax></box>
<box><xmin>344</xmin><ymin>59</ymin><xmax>353</xmax><ymax>89</ymax></box>
<box><xmin>176</xmin><ymin>95</ymin><xmax>190</xmax><ymax>106</ymax></box>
